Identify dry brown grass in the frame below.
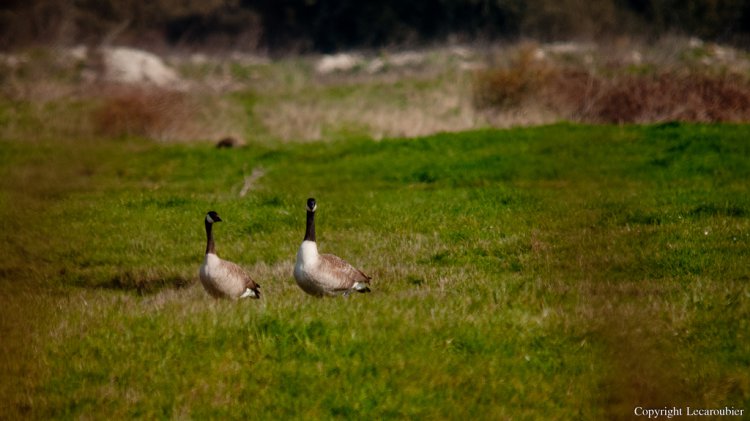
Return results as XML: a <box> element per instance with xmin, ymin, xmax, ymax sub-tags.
<box><xmin>258</xmin><ymin>81</ymin><xmax>481</xmax><ymax>141</ymax></box>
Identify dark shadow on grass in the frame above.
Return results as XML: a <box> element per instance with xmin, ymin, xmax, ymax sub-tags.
<box><xmin>536</xmin><ymin>217</ymin><xmax>706</xmax><ymax>418</ymax></box>
<box><xmin>105</xmin><ymin>270</ymin><xmax>193</xmax><ymax>295</ymax></box>
<box><xmin>581</xmin><ymin>282</ymin><xmax>697</xmax><ymax>420</ymax></box>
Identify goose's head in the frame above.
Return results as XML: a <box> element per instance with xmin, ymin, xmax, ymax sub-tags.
<box><xmin>205</xmin><ymin>211</ymin><xmax>222</xmax><ymax>224</ymax></box>
<box><xmin>306</xmin><ymin>198</ymin><xmax>317</xmax><ymax>213</ymax></box>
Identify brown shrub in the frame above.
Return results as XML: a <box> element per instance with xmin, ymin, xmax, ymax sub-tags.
<box><xmin>92</xmin><ymin>87</ymin><xmax>199</xmax><ymax>140</ymax></box>
<box><xmin>474</xmin><ymin>58</ymin><xmax>750</xmax><ymax>124</ymax></box>
<box><xmin>579</xmin><ymin>72</ymin><xmax>750</xmax><ymax>123</ymax></box>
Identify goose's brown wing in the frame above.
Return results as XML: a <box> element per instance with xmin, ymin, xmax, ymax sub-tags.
<box><xmin>320</xmin><ymin>253</ymin><xmax>371</xmax><ymax>291</ymax></box>
<box><xmin>223</xmin><ymin>260</ymin><xmax>261</xmax><ymax>298</ymax></box>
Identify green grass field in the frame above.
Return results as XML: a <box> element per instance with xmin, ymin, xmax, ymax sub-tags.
<box><xmin>1</xmin><ymin>123</ymin><xmax>748</xmax><ymax>419</ymax></box>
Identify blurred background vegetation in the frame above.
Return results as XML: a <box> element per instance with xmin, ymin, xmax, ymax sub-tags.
<box><xmin>2</xmin><ymin>0</ymin><xmax>749</xmax><ymax>52</ymax></box>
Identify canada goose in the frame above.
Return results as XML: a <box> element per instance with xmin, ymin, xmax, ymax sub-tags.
<box><xmin>199</xmin><ymin>211</ymin><xmax>260</xmax><ymax>299</ymax></box>
<box><xmin>294</xmin><ymin>198</ymin><xmax>371</xmax><ymax>296</ymax></box>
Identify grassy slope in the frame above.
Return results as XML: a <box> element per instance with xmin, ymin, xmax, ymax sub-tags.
<box><xmin>1</xmin><ymin>123</ymin><xmax>748</xmax><ymax>419</ymax></box>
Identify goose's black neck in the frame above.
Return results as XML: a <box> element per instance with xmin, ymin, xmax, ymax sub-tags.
<box><xmin>304</xmin><ymin>210</ymin><xmax>316</xmax><ymax>242</ymax></box>
<box><xmin>205</xmin><ymin>220</ymin><xmax>216</xmax><ymax>255</ymax></box>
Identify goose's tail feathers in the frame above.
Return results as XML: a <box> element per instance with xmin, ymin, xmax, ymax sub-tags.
<box><xmin>240</xmin><ymin>286</ymin><xmax>261</xmax><ymax>299</ymax></box>
<box><xmin>353</xmin><ymin>282</ymin><xmax>371</xmax><ymax>293</ymax></box>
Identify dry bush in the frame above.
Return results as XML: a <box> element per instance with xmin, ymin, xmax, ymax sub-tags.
<box><xmin>472</xmin><ymin>46</ymin><xmax>551</xmax><ymax>109</ymax></box>
<box><xmin>579</xmin><ymin>72</ymin><xmax>750</xmax><ymax>123</ymax></box>
<box><xmin>92</xmin><ymin>86</ymin><xmax>200</xmax><ymax>140</ymax></box>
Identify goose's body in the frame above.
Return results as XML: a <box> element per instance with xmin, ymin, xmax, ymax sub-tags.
<box><xmin>200</xmin><ymin>253</ymin><xmax>260</xmax><ymax>299</ymax></box>
<box><xmin>199</xmin><ymin>211</ymin><xmax>260</xmax><ymax>300</ymax></box>
<box><xmin>293</xmin><ymin>198</ymin><xmax>371</xmax><ymax>297</ymax></box>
